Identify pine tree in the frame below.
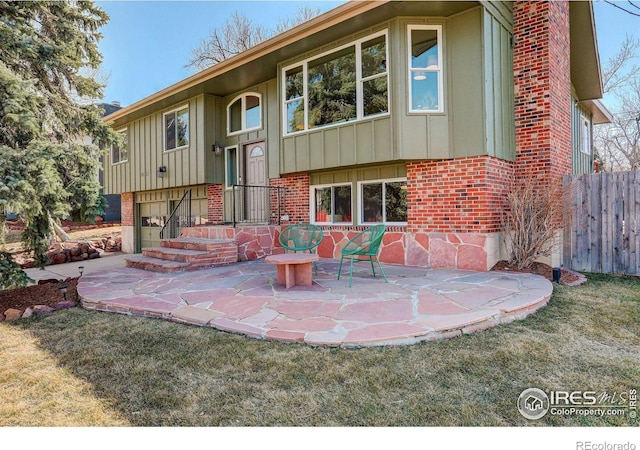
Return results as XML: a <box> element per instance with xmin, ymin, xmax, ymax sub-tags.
<box><xmin>0</xmin><ymin>0</ymin><xmax>117</xmax><ymax>277</ymax></box>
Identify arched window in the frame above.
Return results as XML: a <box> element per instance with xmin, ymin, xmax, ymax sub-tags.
<box><xmin>227</xmin><ymin>93</ymin><xmax>262</xmax><ymax>135</ymax></box>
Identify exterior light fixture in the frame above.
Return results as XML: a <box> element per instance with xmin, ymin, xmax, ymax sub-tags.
<box><xmin>413</xmin><ymin>72</ymin><xmax>427</xmax><ymax>81</ymax></box>
<box><xmin>59</xmin><ymin>285</ymin><xmax>68</xmax><ymax>302</ymax></box>
<box><xmin>157</xmin><ymin>165</ymin><xmax>167</xmax><ymax>178</ymax></box>
<box><xmin>78</xmin><ymin>266</ymin><xmax>85</xmax><ymax>277</ymax></box>
<box><xmin>212</xmin><ymin>142</ymin><xmax>223</xmax><ymax>156</ymax></box>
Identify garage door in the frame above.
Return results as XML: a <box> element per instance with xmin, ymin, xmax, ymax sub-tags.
<box><xmin>138</xmin><ymin>201</ymin><xmax>167</xmax><ymax>250</ymax></box>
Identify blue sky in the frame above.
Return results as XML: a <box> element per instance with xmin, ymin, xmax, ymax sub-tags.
<box><xmin>96</xmin><ymin>0</ymin><xmax>639</xmax><ymax>109</ymax></box>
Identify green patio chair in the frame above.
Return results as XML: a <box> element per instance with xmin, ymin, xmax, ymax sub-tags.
<box><xmin>337</xmin><ymin>224</ymin><xmax>388</xmax><ymax>287</ymax></box>
<box><xmin>278</xmin><ymin>223</ymin><xmax>324</xmax><ymax>273</ymax></box>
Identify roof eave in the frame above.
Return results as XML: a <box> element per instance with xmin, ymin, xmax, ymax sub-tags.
<box><xmin>103</xmin><ymin>0</ymin><xmax>389</xmax><ymax>124</ymax></box>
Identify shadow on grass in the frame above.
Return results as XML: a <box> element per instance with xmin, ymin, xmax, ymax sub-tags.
<box><xmin>5</xmin><ymin>273</ymin><xmax>639</xmax><ymax>426</ymax></box>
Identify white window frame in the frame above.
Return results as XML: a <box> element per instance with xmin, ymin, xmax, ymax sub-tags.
<box><xmin>357</xmin><ymin>178</ymin><xmax>408</xmax><ymax>226</ymax></box>
<box><xmin>310</xmin><ymin>183</ymin><xmax>353</xmax><ymax>225</ymax></box>
<box><xmin>163</xmin><ymin>104</ymin><xmax>189</xmax><ymax>152</ymax></box>
<box><xmin>227</xmin><ymin>92</ymin><xmax>262</xmax><ymax>136</ymax></box>
<box><xmin>408</xmin><ymin>25</ymin><xmax>444</xmax><ymax>114</ymax></box>
<box><xmin>282</xmin><ymin>29</ymin><xmax>389</xmax><ymax>136</ymax></box>
<box><xmin>224</xmin><ymin>146</ymin><xmax>239</xmax><ymax>190</ymax></box>
<box><xmin>111</xmin><ymin>128</ymin><xmax>128</xmax><ymax>165</ymax></box>
<box><xmin>580</xmin><ymin>115</ymin><xmax>591</xmax><ymax>155</ymax></box>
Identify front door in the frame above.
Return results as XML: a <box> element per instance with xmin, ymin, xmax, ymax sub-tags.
<box><xmin>243</xmin><ymin>141</ymin><xmax>268</xmax><ymax>222</ymax></box>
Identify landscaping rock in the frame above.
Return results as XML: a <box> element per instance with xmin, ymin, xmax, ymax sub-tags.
<box><xmin>22</xmin><ymin>307</ymin><xmax>34</xmax><ymax>319</ymax></box>
<box><xmin>4</xmin><ymin>308</ymin><xmax>23</xmax><ymax>321</ymax></box>
<box><xmin>55</xmin><ymin>300</ymin><xmax>77</xmax><ymax>310</ymax></box>
<box><xmin>33</xmin><ymin>305</ymin><xmax>55</xmax><ymax>315</ymax></box>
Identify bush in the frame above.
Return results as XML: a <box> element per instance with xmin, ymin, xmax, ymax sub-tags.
<box><xmin>0</xmin><ymin>251</ymin><xmax>33</xmax><ymax>290</ymax></box>
<box><xmin>501</xmin><ymin>176</ymin><xmax>572</xmax><ymax>270</ymax></box>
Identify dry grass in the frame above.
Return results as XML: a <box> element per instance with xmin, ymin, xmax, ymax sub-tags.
<box><xmin>1</xmin><ymin>274</ymin><xmax>638</xmax><ymax>426</ymax></box>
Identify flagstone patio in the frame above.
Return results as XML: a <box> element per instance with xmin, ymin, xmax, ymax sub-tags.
<box><xmin>77</xmin><ymin>259</ymin><xmax>553</xmax><ymax>347</ymax></box>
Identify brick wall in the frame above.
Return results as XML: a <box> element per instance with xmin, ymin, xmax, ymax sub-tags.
<box><xmin>207</xmin><ymin>184</ymin><xmax>223</xmax><ymax>224</ymax></box>
<box><xmin>406</xmin><ymin>156</ymin><xmax>513</xmax><ymax>234</ymax></box>
<box><xmin>270</xmin><ymin>174</ymin><xmax>310</xmax><ymax>224</ymax></box>
<box><xmin>121</xmin><ymin>192</ymin><xmax>134</xmax><ymax>227</ymax></box>
<box><xmin>513</xmin><ymin>0</ymin><xmax>572</xmax><ymax>184</ymax></box>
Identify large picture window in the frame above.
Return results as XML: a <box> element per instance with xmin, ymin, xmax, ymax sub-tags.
<box><xmin>283</xmin><ymin>30</ymin><xmax>388</xmax><ymax>135</ymax></box>
<box><xmin>111</xmin><ymin>129</ymin><xmax>128</xmax><ymax>164</ymax></box>
<box><xmin>408</xmin><ymin>25</ymin><xmax>443</xmax><ymax>113</ymax></box>
<box><xmin>359</xmin><ymin>179</ymin><xmax>408</xmax><ymax>224</ymax></box>
<box><xmin>312</xmin><ymin>184</ymin><xmax>352</xmax><ymax>224</ymax></box>
<box><xmin>227</xmin><ymin>93</ymin><xmax>261</xmax><ymax>135</ymax></box>
<box><xmin>164</xmin><ymin>105</ymin><xmax>189</xmax><ymax>151</ymax></box>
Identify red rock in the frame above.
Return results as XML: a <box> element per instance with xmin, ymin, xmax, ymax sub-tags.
<box><xmin>33</xmin><ymin>305</ymin><xmax>55</xmax><ymax>315</ymax></box>
<box><xmin>4</xmin><ymin>308</ymin><xmax>23</xmax><ymax>321</ymax></box>
<box><xmin>457</xmin><ymin>244</ymin><xmax>488</xmax><ymax>271</ymax></box>
<box><xmin>429</xmin><ymin>238</ymin><xmax>456</xmax><ymax>268</ymax></box>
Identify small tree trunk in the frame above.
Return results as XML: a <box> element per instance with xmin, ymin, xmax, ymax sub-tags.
<box><xmin>50</xmin><ymin>217</ymin><xmax>70</xmax><ymax>242</ymax></box>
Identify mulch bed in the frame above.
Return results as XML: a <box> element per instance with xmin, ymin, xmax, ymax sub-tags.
<box><xmin>0</xmin><ymin>278</ymin><xmax>79</xmax><ymax>319</ymax></box>
<box><xmin>490</xmin><ymin>260</ymin><xmax>582</xmax><ymax>285</ymax></box>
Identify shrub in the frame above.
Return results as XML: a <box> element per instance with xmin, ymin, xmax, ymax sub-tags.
<box><xmin>501</xmin><ymin>176</ymin><xmax>572</xmax><ymax>270</ymax></box>
<box><xmin>0</xmin><ymin>251</ymin><xmax>33</xmax><ymax>290</ymax></box>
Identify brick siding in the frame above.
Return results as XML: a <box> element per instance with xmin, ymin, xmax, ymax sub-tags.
<box><xmin>406</xmin><ymin>156</ymin><xmax>514</xmax><ymax>234</ymax></box>
<box><xmin>121</xmin><ymin>192</ymin><xmax>134</xmax><ymax>227</ymax></box>
<box><xmin>270</xmin><ymin>174</ymin><xmax>310</xmax><ymax>224</ymax></box>
<box><xmin>513</xmin><ymin>0</ymin><xmax>572</xmax><ymax>184</ymax></box>
<box><xmin>206</xmin><ymin>184</ymin><xmax>223</xmax><ymax>224</ymax></box>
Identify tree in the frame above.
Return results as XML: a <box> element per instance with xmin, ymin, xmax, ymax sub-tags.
<box><xmin>186</xmin><ymin>6</ymin><xmax>321</xmax><ymax>71</ymax></box>
<box><xmin>0</xmin><ymin>1</ymin><xmax>118</xmax><ymax>276</ymax></box>
<box><xmin>593</xmin><ymin>35</ymin><xmax>640</xmax><ymax>171</ymax></box>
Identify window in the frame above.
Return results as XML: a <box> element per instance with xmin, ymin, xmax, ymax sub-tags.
<box><xmin>408</xmin><ymin>25</ymin><xmax>443</xmax><ymax>113</ymax></box>
<box><xmin>312</xmin><ymin>184</ymin><xmax>352</xmax><ymax>224</ymax></box>
<box><xmin>227</xmin><ymin>93</ymin><xmax>262</xmax><ymax>135</ymax></box>
<box><xmin>164</xmin><ymin>105</ymin><xmax>189</xmax><ymax>151</ymax></box>
<box><xmin>359</xmin><ymin>179</ymin><xmax>407</xmax><ymax>224</ymax></box>
<box><xmin>283</xmin><ymin>30</ymin><xmax>388</xmax><ymax>134</ymax></box>
<box><xmin>111</xmin><ymin>129</ymin><xmax>128</xmax><ymax>164</ymax></box>
<box><xmin>580</xmin><ymin>116</ymin><xmax>591</xmax><ymax>155</ymax></box>
<box><xmin>225</xmin><ymin>147</ymin><xmax>238</xmax><ymax>189</ymax></box>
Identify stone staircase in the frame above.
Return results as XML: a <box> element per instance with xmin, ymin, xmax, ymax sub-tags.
<box><xmin>125</xmin><ymin>237</ymin><xmax>238</xmax><ymax>273</ymax></box>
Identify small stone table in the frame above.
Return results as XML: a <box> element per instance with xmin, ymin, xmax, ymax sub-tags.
<box><xmin>265</xmin><ymin>253</ymin><xmax>319</xmax><ymax>289</ymax></box>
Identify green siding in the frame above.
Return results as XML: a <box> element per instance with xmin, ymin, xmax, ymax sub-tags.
<box><xmin>482</xmin><ymin>9</ymin><xmax>515</xmax><ymax>161</ymax></box>
<box><xmin>279</xmin><ymin>5</ymin><xmax>515</xmax><ymax>175</ymax></box>
<box><xmin>310</xmin><ymin>163</ymin><xmax>406</xmax><ymax>185</ymax></box>
<box><xmin>104</xmin><ymin>94</ymin><xmax>222</xmax><ymax>194</ymax></box>
<box><xmin>572</xmin><ymin>95</ymin><xmax>594</xmax><ymax>174</ymax></box>
<box><xmin>448</xmin><ymin>8</ymin><xmax>484</xmax><ymax>158</ymax></box>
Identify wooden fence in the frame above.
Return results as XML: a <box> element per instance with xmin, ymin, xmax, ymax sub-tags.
<box><xmin>563</xmin><ymin>171</ymin><xmax>640</xmax><ymax>275</ymax></box>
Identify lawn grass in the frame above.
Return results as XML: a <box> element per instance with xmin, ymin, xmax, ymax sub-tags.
<box><xmin>1</xmin><ymin>273</ymin><xmax>638</xmax><ymax>426</ymax></box>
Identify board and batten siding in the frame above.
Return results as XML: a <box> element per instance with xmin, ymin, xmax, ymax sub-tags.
<box><xmin>279</xmin><ymin>5</ymin><xmax>516</xmax><ymax>176</ymax></box>
<box><xmin>103</xmin><ymin>94</ymin><xmax>219</xmax><ymax>195</ymax></box>
<box><xmin>571</xmin><ymin>95</ymin><xmax>594</xmax><ymax>175</ymax></box>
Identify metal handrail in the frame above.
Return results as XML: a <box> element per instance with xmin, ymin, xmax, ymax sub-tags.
<box><xmin>159</xmin><ymin>189</ymin><xmax>192</xmax><ymax>239</ymax></box>
<box><xmin>231</xmin><ymin>184</ymin><xmax>286</xmax><ymax>227</ymax></box>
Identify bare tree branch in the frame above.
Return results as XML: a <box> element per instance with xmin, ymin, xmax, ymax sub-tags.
<box><xmin>604</xmin><ymin>0</ymin><xmax>640</xmax><ymax>17</ymax></box>
<box><xmin>185</xmin><ymin>6</ymin><xmax>321</xmax><ymax>71</ymax></box>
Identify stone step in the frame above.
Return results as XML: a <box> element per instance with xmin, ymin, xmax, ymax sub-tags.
<box><xmin>142</xmin><ymin>246</ymin><xmax>210</xmax><ymax>263</ymax></box>
<box><xmin>160</xmin><ymin>237</ymin><xmax>237</xmax><ymax>252</ymax></box>
<box><xmin>125</xmin><ymin>255</ymin><xmax>190</xmax><ymax>273</ymax></box>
